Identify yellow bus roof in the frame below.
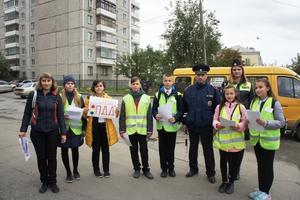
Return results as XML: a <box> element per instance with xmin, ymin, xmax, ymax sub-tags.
<box><xmin>173</xmin><ymin>66</ymin><xmax>298</xmax><ymax>76</ymax></box>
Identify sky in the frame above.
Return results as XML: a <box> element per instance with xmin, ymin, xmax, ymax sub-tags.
<box><xmin>138</xmin><ymin>0</ymin><xmax>300</xmax><ymax>66</ymax></box>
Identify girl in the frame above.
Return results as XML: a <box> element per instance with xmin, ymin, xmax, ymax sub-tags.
<box><xmin>59</xmin><ymin>75</ymin><xmax>86</xmax><ymax>183</ymax></box>
<box><xmin>213</xmin><ymin>84</ymin><xmax>247</xmax><ymax>194</ymax></box>
<box><xmin>248</xmin><ymin>78</ymin><xmax>285</xmax><ymax>200</ymax></box>
<box><xmin>19</xmin><ymin>73</ymin><xmax>66</xmax><ymax>193</ymax></box>
<box><xmin>84</xmin><ymin>80</ymin><xmax>119</xmax><ymax>178</ymax></box>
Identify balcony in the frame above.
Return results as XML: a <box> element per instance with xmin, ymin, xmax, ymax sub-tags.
<box><xmin>131</xmin><ymin>11</ymin><xmax>139</xmax><ymax>20</ymax></box>
<box><xmin>96</xmin><ymin>57</ymin><xmax>115</xmax><ymax>66</ymax></box>
<box><xmin>97</xmin><ymin>8</ymin><xmax>116</xmax><ymax>20</ymax></box>
<box><xmin>5</xmin><ymin>54</ymin><xmax>20</xmax><ymax>60</ymax></box>
<box><xmin>4</xmin><ymin>19</ymin><xmax>19</xmax><ymax>26</ymax></box>
<box><xmin>5</xmin><ymin>42</ymin><xmax>19</xmax><ymax>49</ymax></box>
<box><xmin>96</xmin><ymin>24</ymin><xmax>116</xmax><ymax>35</ymax></box>
<box><xmin>131</xmin><ymin>0</ymin><xmax>140</xmax><ymax>9</ymax></box>
<box><xmin>131</xmin><ymin>24</ymin><xmax>140</xmax><ymax>33</ymax></box>
<box><xmin>5</xmin><ymin>30</ymin><xmax>19</xmax><ymax>37</ymax></box>
<box><xmin>96</xmin><ymin>41</ymin><xmax>117</xmax><ymax>49</ymax></box>
<box><xmin>4</xmin><ymin>6</ymin><xmax>19</xmax><ymax>14</ymax></box>
<box><xmin>106</xmin><ymin>0</ymin><xmax>116</xmax><ymax>4</ymax></box>
<box><xmin>10</xmin><ymin>65</ymin><xmax>20</xmax><ymax>71</ymax></box>
<box><xmin>131</xmin><ymin>36</ymin><xmax>139</xmax><ymax>45</ymax></box>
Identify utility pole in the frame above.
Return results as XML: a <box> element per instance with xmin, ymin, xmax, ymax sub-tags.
<box><xmin>199</xmin><ymin>0</ymin><xmax>207</xmax><ymax>64</ymax></box>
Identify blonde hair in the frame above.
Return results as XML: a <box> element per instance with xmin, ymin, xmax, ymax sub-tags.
<box><xmin>61</xmin><ymin>88</ymin><xmax>82</xmax><ymax>107</ymax></box>
<box><xmin>36</xmin><ymin>72</ymin><xmax>57</xmax><ymax>92</ymax></box>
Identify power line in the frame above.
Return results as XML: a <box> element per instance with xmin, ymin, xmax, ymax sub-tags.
<box><xmin>272</xmin><ymin>0</ymin><xmax>300</xmax><ymax>8</ymax></box>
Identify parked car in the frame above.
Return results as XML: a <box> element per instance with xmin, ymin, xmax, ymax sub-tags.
<box><xmin>17</xmin><ymin>80</ymin><xmax>36</xmax><ymax>87</ymax></box>
<box><xmin>14</xmin><ymin>82</ymin><xmax>37</xmax><ymax>98</ymax></box>
<box><xmin>0</xmin><ymin>80</ymin><xmax>14</xmax><ymax>93</ymax></box>
<box><xmin>9</xmin><ymin>80</ymin><xmax>21</xmax><ymax>89</ymax></box>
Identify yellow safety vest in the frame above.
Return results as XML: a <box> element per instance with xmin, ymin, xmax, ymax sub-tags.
<box><xmin>249</xmin><ymin>97</ymin><xmax>280</xmax><ymax>150</ymax></box>
<box><xmin>64</xmin><ymin>97</ymin><xmax>83</xmax><ymax>136</ymax></box>
<box><xmin>233</xmin><ymin>82</ymin><xmax>251</xmax><ymax>92</ymax></box>
<box><xmin>123</xmin><ymin>94</ymin><xmax>150</xmax><ymax>135</ymax></box>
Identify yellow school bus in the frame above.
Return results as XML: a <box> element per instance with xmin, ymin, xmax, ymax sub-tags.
<box><xmin>173</xmin><ymin>66</ymin><xmax>300</xmax><ymax>140</ymax></box>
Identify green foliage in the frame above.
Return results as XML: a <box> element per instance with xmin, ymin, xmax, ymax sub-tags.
<box><xmin>0</xmin><ymin>52</ymin><xmax>10</xmax><ymax>79</ymax></box>
<box><xmin>212</xmin><ymin>48</ymin><xmax>241</xmax><ymax>67</ymax></box>
<box><xmin>289</xmin><ymin>53</ymin><xmax>300</xmax><ymax>74</ymax></box>
<box><xmin>163</xmin><ymin>0</ymin><xmax>222</xmax><ymax>68</ymax></box>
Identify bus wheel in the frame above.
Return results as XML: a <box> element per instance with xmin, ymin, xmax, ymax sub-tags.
<box><xmin>296</xmin><ymin>126</ymin><xmax>300</xmax><ymax>142</ymax></box>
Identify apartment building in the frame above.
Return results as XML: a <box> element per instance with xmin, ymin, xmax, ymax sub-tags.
<box><xmin>0</xmin><ymin>0</ymin><xmax>140</xmax><ymax>85</ymax></box>
<box><xmin>230</xmin><ymin>45</ymin><xmax>263</xmax><ymax>66</ymax></box>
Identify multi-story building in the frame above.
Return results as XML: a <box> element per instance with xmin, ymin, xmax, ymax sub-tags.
<box><xmin>0</xmin><ymin>0</ymin><xmax>140</xmax><ymax>86</ymax></box>
<box><xmin>230</xmin><ymin>45</ymin><xmax>263</xmax><ymax>66</ymax></box>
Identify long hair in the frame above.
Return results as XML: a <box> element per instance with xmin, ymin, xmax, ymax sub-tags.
<box><xmin>219</xmin><ymin>84</ymin><xmax>240</xmax><ymax>112</ymax></box>
<box><xmin>35</xmin><ymin>72</ymin><xmax>57</xmax><ymax>92</ymax></box>
<box><xmin>228</xmin><ymin>65</ymin><xmax>248</xmax><ymax>84</ymax></box>
<box><xmin>254</xmin><ymin>78</ymin><xmax>275</xmax><ymax>99</ymax></box>
<box><xmin>61</xmin><ymin>88</ymin><xmax>82</xmax><ymax>107</ymax></box>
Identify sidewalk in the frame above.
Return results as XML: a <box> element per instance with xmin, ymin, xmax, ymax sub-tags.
<box><xmin>0</xmin><ymin>118</ymin><xmax>300</xmax><ymax>200</ymax></box>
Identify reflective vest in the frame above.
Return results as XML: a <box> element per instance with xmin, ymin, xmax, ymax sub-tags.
<box><xmin>213</xmin><ymin>104</ymin><xmax>245</xmax><ymax>151</ymax></box>
<box><xmin>64</xmin><ymin>97</ymin><xmax>83</xmax><ymax>136</ymax></box>
<box><xmin>249</xmin><ymin>97</ymin><xmax>280</xmax><ymax>150</ymax></box>
<box><xmin>233</xmin><ymin>82</ymin><xmax>252</xmax><ymax>92</ymax></box>
<box><xmin>123</xmin><ymin>94</ymin><xmax>150</xmax><ymax>135</ymax></box>
<box><xmin>156</xmin><ymin>92</ymin><xmax>181</xmax><ymax>132</ymax></box>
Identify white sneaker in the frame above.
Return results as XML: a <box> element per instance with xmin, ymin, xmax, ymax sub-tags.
<box><xmin>248</xmin><ymin>190</ymin><xmax>262</xmax><ymax>199</ymax></box>
<box><xmin>254</xmin><ymin>192</ymin><xmax>271</xmax><ymax>200</ymax></box>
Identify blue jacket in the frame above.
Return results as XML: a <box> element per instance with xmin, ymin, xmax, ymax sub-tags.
<box><xmin>20</xmin><ymin>90</ymin><xmax>66</xmax><ymax>134</ymax></box>
<box><xmin>183</xmin><ymin>82</ymin><xmax>220</xmax><ymax>132</ymax></box>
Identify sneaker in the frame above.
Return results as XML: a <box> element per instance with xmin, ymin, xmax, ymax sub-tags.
<box><xmin>218</xmin><ymin>182</ymin><xmax>227</xmax><ymax>193</ymax></box>
<box><xmin>254</xmin><ymin>192</ymin><xmax>271</xmax><ymax>200</ymax></box>
<box><xmin>143</xmin><ymin>171</ymin><xmax>154</xmax><ymax>179</ymax></box>
<box><xmin>207</xmin><ymin>176</ymin><xmax>216</xmax><ymax>184</ymax></box>
<box><xmin>133</xmin><ymin>170</ymin><xmax>140</xmax><ymax>178</ymax></box>
<box><xmin>73</xmin><ymin>172</ymin><xmax>80</xmax><ymax>180</ymax></box>
<box><xmin>104</xmin><ymin>171</ymin><xmax>110</xmax><ymax>178</ymax></box>
<box><xmin>49</xmin><ymin>184</ymin><xmax>60</xmax><ymax>193</ymax></box>
<box><xmin>94</xmin><ymin>171</ymin><xmax>103</xmax><ymax>178</ymax></box>
<box><xmin>185</xmin><ymin>171</ymin><xmax>198</xmax><ymax>178</ymax></box>
<box><xmin>160</xmin><ymin>171</ymin><xmax>168</xmax><ymax>178</ymax></box>
<box><xmin>248</xmin><ymin>190</ymin><xmax>263</xmax><ymax>199</ymax></box>
<box><xmin>66</xmin><ymin>174</ymin><xmax>73</xmax><ymax>183</ymax></box>
<box><xmin>39</xmin><ymin>183</ymin><xmax>48</xmax><ymax>193</ymax></box>
<box><xmin>168</xmin><ymin>170</ymin><xmax>176</xmax><ymax>177</ymax></box>
<box><xmin>225</xmin><ymin>183</ymin><xmax>234</xmax><ymax>194</ymax></box>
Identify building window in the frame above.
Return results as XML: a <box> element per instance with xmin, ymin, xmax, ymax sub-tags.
<box><xmin>123</xmin><ymin>13</ymin><xmax>127</xmax><ymax>22</ymax></box>
<box><xmin>30</xmin><ymin>10</ymin><xmax>34</xmax><ymax>17</ymax></box>
<box><xmin>30</xmin><ymin>34</ymin><xmax>35</xmax><ymax>42</ymax></box>
<box><xmin>22</xmin><ymin>48</ymin><xmax>26</xmax><ymax>54</ymax></box>
<box><xmin>101</xmin><ymin>66</ymin><xmax>108</xmax><ymax>76</ymax></box>
<box><xmin>87</xmin><ymin>15</ymin><xmax>93</xmax><ymax>24</ymax></box>
<box><xmin>21</xmin><ymin>12</ymin><xmax>25</xmax><ymax>19</ymax></box>
<box><xmin>31</xmin><ymin>47</ymin><xmax>35</xmax><ymax>53</ymax></box>
<box><xmin>31</xmin><ymin>22</ymin><xmax>35</xmax><ymax>30</ymax></box>
<box><xmin>97</xmin><ymin>31</ymin><xmax>116</xmax><ymax>44</ymax></box>
<box><xmin>123</xmin><ymin>41</ymin><xmax>127</xmax><ymax>49</ymax></box>
<box><xmin>123</xmin><ymin>28</ymin><xmax>127</xmax><ymax>36</ymax></box>
<box><xmin>97</xmin><ymin>0</ymin><xmax>116</xmax><ymax>14</ymax></box>
<box><xmin>21</xmin><ymin>25</ymin><xmax>25</xmax><ymax>30</ymax></box>
<box><xmin>97</xmin><ymin>47</ymin><xmax>116</xmax><ymax>59</ymax></box>
<box><xmin>32</xmin><ymin>71</ymin><xmax>36</xmax><ymax>79</ymax></box>
<box><xmin>88</xmin><ymin>32</ymin><xmax>93</xmax><ymax>41</ymax></box>
<box><xmin>22</xmin><ymin>60</ymin><xmax>26</xmax><ymax>65</ymax></box>
<box><xmin>4</xmin><ymin>12</ymin><xmax>19</xmax><ymax>21</ymax></box>
<box><xmin>21</xmin><ymin>1</ymin><xmax>25</xmax><ymax>7</ymax></box>
<box><xmin>88</xmin><ymin>0</ymin><xmax>93</xmax><ymax>9</ymax></box>
<box><xmin>5</xmin><ymin>47</ymin><xmax>20</xmax><ymax>56</ymax></box>
<box><xmin>123</xmin><ymin>0</ymin><xmax>127</xmax><ymax>8</ymax></box>
<box><xmin>22</xmin><ymin>36</ymin><xmax>25</xmax><ymax>43</ymax></box>
<box><xmin>88</xmin><ymin>66</ymin><xmax>93</xmax><ymax>76</ymax></box>
<box><xmin>97</xmin><ymin>15</ymin><xmax>116</xmax><ymax>28</ymax></box>
<box><xmin>32</xmin><ymin>59</ymin><xmax>35</xmax><ymax>65</ymax></box>
<box><xmin>88</xmin><ymin>49</ymin><xmax>93</xmax><ymax>58</ymax></box>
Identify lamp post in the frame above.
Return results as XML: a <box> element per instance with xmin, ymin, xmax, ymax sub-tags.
<box><xmin>199</xmin><ymin>0</ymin><xmax>207</xmax><ymax>64</ymax></box>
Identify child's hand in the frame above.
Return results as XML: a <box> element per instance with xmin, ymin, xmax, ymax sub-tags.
<box><xmin>256</xmin><ymin>118</ymin><xmax>266</xmax><ymax>127</ymax></box>
<box><xmin>230</xmin><ymin>124</ymin><xmax>240</xmax><ymax>131</ymax></box>
<box><xmin>168</xmin><ymin>117</ymin><xmax>176</xmax><ymax>123</ymax></box>
<box><xmin>216</xmin><ymin>123</ymin><xmax>225</xmax><ymax>130</ymax></box>
<box><xmin>61</xmin><ymin>135</ymin><xmax>67</xmax><ymax>143</ymax></box>
<box><xmin>155</xmin><ymin>114</ymin><xmax>162</xmax><ymax>121</ymax></box>
<box><xmin>115</xmin><ymin>108</ymin><xmax>120</xmax><ymax>117</ymax></box>
<box><xmin>64</xmin><ymin>114</ymin><xmax>69</xmax><ymax>120</ymax></box>
<box><xmin>18</xmin><ymin>132</ymin><xmax>26</xmax><ymax>138</ymax></box>
<box><xmin>120</xmin><ymin>132</ymin><xmax>126</xmax><ymax>139</ymax></box>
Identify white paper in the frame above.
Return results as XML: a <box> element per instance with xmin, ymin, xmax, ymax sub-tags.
<box><xmin>66</xmin><ymin>106</ymin><xmax>83</xmax><ymax>120</ymax></box>
<box><xmin>220</xmin><ymin>117</ymin><xmax>236</xmax><ymax>128</ymax></box>
<box><xmin>120</xmin><ymin>134</ymin><xmax>132</xmax><ymax>147</ymax></box>
<box><xmin>19</xmin><ymin>137</ymin><xmax>30</xmax><ymax>161</ymax></box>
<box><xmin>88</xmin><ymin>96</ymin><xmax>118</xmax><ymax>119</ymax></box>
<box><xmin>158</xmin><ymin>104</ymin><xmax>173</xmax><ymax>121</ymax></box>
<box><xmin>246</xmin><ymin>110</ymin><xmax>265</xmax><ymax>131</ymax></box>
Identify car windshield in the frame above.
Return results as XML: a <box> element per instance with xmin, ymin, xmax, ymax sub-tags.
<box><xmin>22</xmin><ymin>83</ymin><xmax>33</xmax><ymax>88</ymax></box>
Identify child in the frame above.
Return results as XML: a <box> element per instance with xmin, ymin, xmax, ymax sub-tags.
<box><xmin>119</xmin><ymin>76</ymin><xmax>154</xmax><ymax>179</ymax></box>
<box><xmin>213</xmin><ymin>84</ymin><xmax>247</xmax><ymax>194</ymax></box>
<box><xmin>84</xmin><ymin>80</ymin><xmax>119</xmax><ymax>178</ymax></box>
<box><xmin>152</xmin><ymin>73</ymin><xmax>183</xmax><ymax>178</ymax></box>
<box><xmin>248</xmin><ymin>78</ymin><xmax>285</xmax><ymax>200</ymax></box>
<box><xmin>59</xmin><ymin>75</ymin><xmax>86</xmax><ymax>183</ymax></box>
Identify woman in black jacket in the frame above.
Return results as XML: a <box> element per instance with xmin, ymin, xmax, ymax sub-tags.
<box><xmin>19</xmin><ymin>73</ymin><xmax>67</xmax><ymax>194</ymax></box>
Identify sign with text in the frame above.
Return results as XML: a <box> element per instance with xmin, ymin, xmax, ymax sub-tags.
<box><xmin>88</xmin><ymin>96</ymin><xmax>118</xmax><ymax>119</ymax></box>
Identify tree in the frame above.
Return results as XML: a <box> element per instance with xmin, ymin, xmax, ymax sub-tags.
<box><xmin>162</xmin><ymin>0</ymin><xmax>222</xmax><ymax>68</ymax></box>
<box><xmin>0</xmin><ymin>52</ymin><xmax>10</xmax><ymax>79</ymax></box>
<box><xmin>212</xmin><ymin>48</ymin><xmax>241</xmax><ymax>67</ymax></box>
<box><xmin>115</xmin><ymin>46</ymin><xmax>169</xmax><ymax>88</ymax></box>
<box><xmin>289</xmin><ymin>53</ymin><xmax>300</xmax><ymax>74</ymax></box>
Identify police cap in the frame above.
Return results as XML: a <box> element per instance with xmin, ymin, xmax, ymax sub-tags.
<box><xmin>192</xmin><ymin>64</ymin><xmax>210</xmax><ymax>75</ymax></box>
<box><xmin>232</xmin><ymin>59</ymin><xmax>242</xmax><ymax>67</ymax></box>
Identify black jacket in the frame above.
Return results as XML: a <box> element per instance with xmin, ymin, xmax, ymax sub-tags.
<box><xmin>20</xmin><ymin>90</ymin><xmax>66</xmax><ymax>134</ymax></box>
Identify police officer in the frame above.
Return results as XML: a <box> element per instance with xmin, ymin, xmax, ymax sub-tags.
<box><xmin>182</xmin><ymin>64</ymin><xmax>220</xmax><ymax>184</ymax></box>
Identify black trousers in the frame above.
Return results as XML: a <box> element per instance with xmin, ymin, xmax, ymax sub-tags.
<box><xmin>61</xmin><ymin>147</ymin><xmax>79</xmax><ymax>175</ymax></box>
<box><xmin>92</xmin><ymin>123</ymin><xmax>110</xmax><ymax>172</ymax></box>
<box><xmin>254</xmin><ymin>142</ymin><xmax>275</xmax><ymax>194</ymax></box>
<box><xmin>158</xmin><ymin>129</ymin><xmax>177</xmax><ymax>171</ymax></box>
<box><xmin>129</xmin><ymin>134</ymin><xmax>149</xmax><ymax>172</ymax></box>
<box><xmin>188</xmin><ymin>129</ymin><xmax>215</xmax><ymax>176</ymax></box>
<box><xmin>30</xmin><ymin>129</ymin><xmax>59</xmax><ymax>185</ymax></box>
<box><xmin>219</xmin><ymin>150</ymin><xmax>244</xmax><ymax>183</ymax></box>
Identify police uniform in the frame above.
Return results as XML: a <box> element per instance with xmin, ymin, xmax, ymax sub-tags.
<box><xmin>182</xmin><ymin>64</ymin><xmax>221</xmax><ymax>182</ymax></box>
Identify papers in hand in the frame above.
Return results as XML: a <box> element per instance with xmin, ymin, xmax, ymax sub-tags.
<box><xmin>220</xmin><ymin>117</ymin><xmax>236</xmax><ymax>128</ymax></box>
<box><xmin>246</xmin><ymin>110</ymin><xmax>265</xmax><ymax>131</ymax></box>
<box><xmin>66</xmin><ymin>106</ymin><xmax>83</xmax><ymax>120</ymax></box>
<box><xmin>120</xmin><ymin>133</ymin><xmax>132</xmax><ymax>146</ymax></box>
<box><xmin>19</xmin><ymin>137</ymin><xmax>30</xmax><ymax>161</ymax></box>
<box><xmin>158</xmin><ymin>104</ymin><xmax>173</xmax><ymax>121</ymax></box>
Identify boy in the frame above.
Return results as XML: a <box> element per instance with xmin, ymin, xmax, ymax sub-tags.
<box><xmin>119</xmin><ymin>76</ymin><xmax>154</xmax><ymax>179</ymax></box>
<box><xmin>152</xmin><ymin>73</ymin><xmax>183</xmax><ymax>177</ymax></box>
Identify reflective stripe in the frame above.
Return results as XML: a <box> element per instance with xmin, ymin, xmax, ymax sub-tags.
<box><xmin>126</xmin><ymin>124</ymin><xmax>147</xmax><ymax>128</ymax></box>
<box><xmin>219</xmin><ymin>129</ymin><xmax>235</xmax><ymax>134</ymax></box>
<box><xmin>214</xmin><ymin>137</ymin><xmax>244</xmax><ymax>144</ymax></box>
<box><xmin>126</xmin><ymin>116</ymin><xmax>146</xmax><ymax>120</ymax></box>
<box><xmin>161</xmin><ymin>122</ymin><xmax>178</xmax><ymax>127</ymax></box>
<box><xmin>251</xmin><ymin>136</ymin><xmax>280</xmax><ymax>142</ymax></box>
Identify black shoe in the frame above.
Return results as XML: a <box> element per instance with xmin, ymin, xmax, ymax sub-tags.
<box><xmin>133</xmin><ymin>170</ymin><xmax>140</xmax><ymax>178</ymax></box>
<box><xmin>143</xmin><ymin>171</ymin><xmax>154</xmax><ymax>179</ymax></box>
<box><xmin>49</xmin><ymin>184</ymin><xmax>60</xmax><ymax>193</ymax></box>
<box><xmin>39</xmin><ymin>183</ymin><xmax>48</xmax><ymax>193</ymax></box>
<box><xmin>104</xmin><ymin>171</ymin><xmax>110</xmax><ymax>178</ymax></box>
<box><xmin>66</xmin><ymin>174</ymin><xmax>73</xmax><ymax>183</ymax></box>
<box><xmin>94</xmin><ymin>170</ymin><xmax>103</xmax><ymax>178</ymax></box>
<box><xmin>225</xmin><ymin>183</ymin><xmax>234</xmax><ymax>194</ymax></box>
<box><xmin>218</xmin><ymin>182</ymin><xmax>227</xmax><ymax>193</ymax></box>
<box><xmin>73</xmin><ymin>171</ymin><xmax>80</xmax><ymax>180</ymax></box>
<box><xmin>235</xmin><ymin>173</ymin><xmax>240</xmax><ymax>180</ymax></box>
<box><xmin>207</xmin><ymin>176</ymin><xmax>216</xmax><ymax>184</ymax></box>
<box><xmin>185</xmin><ymin>171</ymin><xmax>198</xmax><ymax>178</ymax></box>
<box><xmin>168</xmin><ymin>170</ymin><xmax>176</xmax><ymax>177</ymax></box>
<box><xmin>160</xmin><ymin>171</ymin><xmax>168</xmax><ymax>178</ymax></box>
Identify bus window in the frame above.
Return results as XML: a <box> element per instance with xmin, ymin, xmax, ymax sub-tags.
<box><xmin>175</xmin><ymin>77</ymin><xmax>191</xmax><ymax>93</ymax></box>
<box><xmin>247</xmin><ymin>76</ymin><xmax>268</xmax><ymax>86</ymax></box>
<box><xmin>278</xmin><ymin>77</ymin><xmax>300</xmax><ymax>98</ymax></box>
<box><xmin>207</xmin><ymin>76</ymin><xmax>226</xmax><ymax>90</ymax></box>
